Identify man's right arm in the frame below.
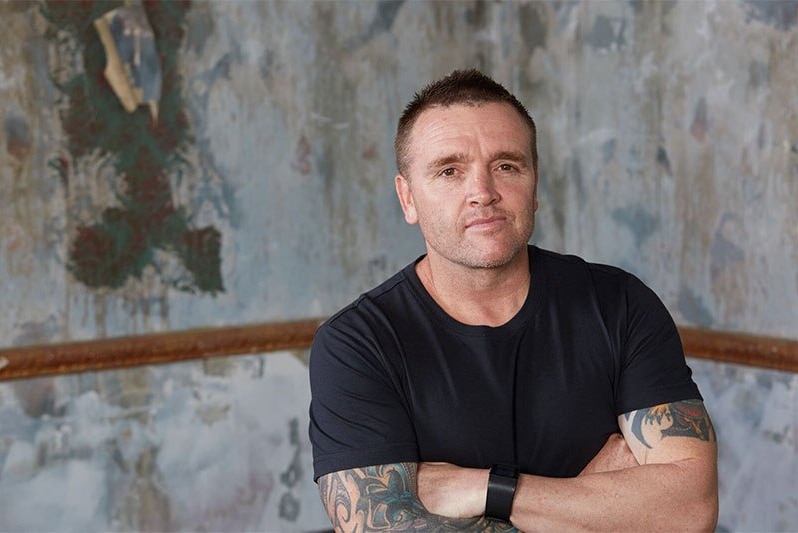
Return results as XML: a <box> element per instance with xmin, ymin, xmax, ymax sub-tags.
<box><xmin>318</xmin><ymin>462</ymin><xmax>518</xmax><ymax>533</ymax></box>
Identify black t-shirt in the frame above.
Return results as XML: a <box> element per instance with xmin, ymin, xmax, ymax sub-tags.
<box><xmin>309</xmin><ymin>246</ymin><xmax>701</xmax><ymax>480</ymax></box>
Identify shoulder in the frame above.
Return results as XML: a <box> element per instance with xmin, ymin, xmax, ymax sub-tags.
<box><xmin>533</xmin><ymin>246</ymin><xmax>636</xmax><ymax>292</ymax></box>
<box><xmin>311</xmin><ymin>260</ymin><xmax>422</xmax><ymax>365</ymax></box>
<box><xmin>321</xmin><ymin>264</ymin><xmax>415</xmax><ymax>334</ymax></box>
<box><xmin>531</xmin><ymin>246</ymin><xmax>666</xmax><ymax>328</ymax></box>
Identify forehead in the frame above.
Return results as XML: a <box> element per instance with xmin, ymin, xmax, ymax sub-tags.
<box><xmin>407</xmin><ymin>102</ymin><xmax>532</xmax><ymax>161</ymax></box>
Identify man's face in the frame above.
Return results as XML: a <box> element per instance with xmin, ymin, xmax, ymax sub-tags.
<box><xmin>395</xmin><ymin>102</ymin><xmax>539</xmax><ymax>270</ymax></box>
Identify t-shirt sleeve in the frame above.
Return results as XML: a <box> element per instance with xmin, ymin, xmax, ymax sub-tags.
<box><xmin>614</xmin><ymin>274</ymin><xmax>702</xmax><ymax>415</ymax></box>
<box><xmin>308</xmin><ymin>314</ymin><xmax>419</xmax><ymax>481</ymax></box>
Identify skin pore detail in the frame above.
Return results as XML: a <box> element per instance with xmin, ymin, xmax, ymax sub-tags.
<box><xmin>318</xmin><ymin>463</ymin><xmax>518</xmax><ymax>532</ymax></box>
<box><xmin>624</xmin><ymin>399</ymin><xmax>717</xmax><ymax>449</ymax></box>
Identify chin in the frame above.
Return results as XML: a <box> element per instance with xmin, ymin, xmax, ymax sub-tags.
<box><xmin>429</xmin><ymin>234</ymin><xmax>529</xmax><ymax>269</ymax></box>
<box><xmin>460</xmin><ymin>247</ymin><xmax>522</xmax><ymax>269</ymax></box>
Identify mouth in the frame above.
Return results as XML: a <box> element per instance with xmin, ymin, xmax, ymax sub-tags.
<box><xmin>465</xmin><ymin>216</ymin><xmax>506</xmax><ymax>230</ymax></box>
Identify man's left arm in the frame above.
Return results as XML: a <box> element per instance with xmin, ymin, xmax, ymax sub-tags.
<box><xmin>419</xmin><ymin>399</ymin><xmax>718</xmax><ymax>532</ymax></box>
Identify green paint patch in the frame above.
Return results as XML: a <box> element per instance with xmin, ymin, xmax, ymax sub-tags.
<box><xmin>42</xmin><ymin>0</ymin><xmax>223</xmax><ymax>294</ymax></box>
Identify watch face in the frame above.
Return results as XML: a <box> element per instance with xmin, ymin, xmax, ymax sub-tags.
<box><xmin>492</xmin><ymin>464</ymin><xmax>520</xmax><ymax>478</ymax></box>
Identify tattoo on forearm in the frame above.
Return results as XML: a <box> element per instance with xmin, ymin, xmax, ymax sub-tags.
<box><xmin>625</xmin><ymin>399</ymin><xmax>716</xmax><ymax>449</ymax></box>
<box><xmin>318</xmin><ymin>463</ymin><xmax>517</xmax><ymax>532</ymax></box>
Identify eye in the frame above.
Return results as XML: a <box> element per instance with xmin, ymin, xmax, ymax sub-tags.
<box><xmin>498</xmin><ymin>163</ymin><xmax>518</xmax><ymax>172</ymax></box>
<box><xmin>439</xmin><ymin>167</ymin><xmax>457</xmax><ymax>177</ymax></box>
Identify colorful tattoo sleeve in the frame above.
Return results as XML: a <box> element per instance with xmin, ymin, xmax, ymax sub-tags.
<box><xmin>624</xmin><ymin>399</ymin><xmax>717</xmax><ymax>449</ymax></box>
<box><xmin>318</xmin><ymin>462</ymin><xmax>518</xmax><ymax>532</ymax></box>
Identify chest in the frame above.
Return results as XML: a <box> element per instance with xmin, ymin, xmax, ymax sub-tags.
<box><xmin>397</xmin><ymin>325</ymin><xmax>620</xmax><ymax>476</ymax></box>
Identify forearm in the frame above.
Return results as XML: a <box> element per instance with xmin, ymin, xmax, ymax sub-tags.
<box><xmin>510</xmin><ymin>460</ymin><xmax>717</xmax><ymax>532</ymax></box>
<box><xmin>319</xmin><ymin>463</ymin><xmax>519</xmax><ymax>532</ymax></box>
<box><xmin>413</xmin><ymin>405</ymin><xmax>717</xmax><ymax>531</ymax></box>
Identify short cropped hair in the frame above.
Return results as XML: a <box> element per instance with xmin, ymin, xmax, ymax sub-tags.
<box><xmin>395</xmin><ymin>69</ymin><xmax>538</xmax><ymax>176</ymax></box>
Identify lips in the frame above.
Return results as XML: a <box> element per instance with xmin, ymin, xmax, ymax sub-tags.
<box><xmin>466</xmin><ymin>215</ymin><xmax>506</xmax><ymax>229</ymax></box>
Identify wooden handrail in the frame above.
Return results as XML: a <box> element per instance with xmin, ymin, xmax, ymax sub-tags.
<box><xmin>678</xmin><ymin>326</ymin><xmax>798</xmax><ymax>373</ymax></box>
<box><xmin>0</xmin><ymin>320</ymin><xmax>795</xmax><ymax>381</ymax></box>
<box><xmin>0</xmin><ymin>319</ymin><xmax>324</xmax><ymax>381</ymax></box>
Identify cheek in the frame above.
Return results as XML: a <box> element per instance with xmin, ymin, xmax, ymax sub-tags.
<box><xmin>414</xmin><ymin>204</ymin><xmax>453</xmax><ymax>237</ymax></box>
<box><xmin>504</xmin><ymin>184</ymin><xmax>537</xmax><ymax>210</ymax></box>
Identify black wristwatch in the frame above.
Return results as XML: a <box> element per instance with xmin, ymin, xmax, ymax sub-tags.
<box><xmin>484</xmin><ymin>463</ymin><xmax>519</xmax><ymax>522</ymax></box>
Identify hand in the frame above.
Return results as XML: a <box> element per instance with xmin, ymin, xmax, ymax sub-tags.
<box><xmin>417</xmin><ymin>462</ymin><xmax>488</xmax><ymax>518</ymax></box>
<box><xmin>579</xmin><ymin>433</ymin><xmax>639</xmax><ymax>476</ymax></box>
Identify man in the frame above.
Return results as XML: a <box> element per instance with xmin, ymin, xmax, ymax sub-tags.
<box><xmin>309</xmin><ymin>69</ymin><xmax>717</xmax><ymax>531</ymax></box>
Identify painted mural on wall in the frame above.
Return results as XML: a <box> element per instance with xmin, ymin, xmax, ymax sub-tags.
<box><xmin>43</xmin><ymin>1</ymin><xmax>223</xmax><ymax>294</ymax></box>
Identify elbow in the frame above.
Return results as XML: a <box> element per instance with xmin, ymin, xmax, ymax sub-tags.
<box><xmin>664</xmin><ymin>463</ymin><xmax>718</xmax><ymax>532</ymax></box>
<box><xmin>667</xmin><ymin>487</ymin><xmax>717</xmax><ymax>532</ymax></box>
<box><xmin>676</xmin><ymin>455</ymin><xmax>718</xmax><ymax>531</ymax></box>
<box><xmin>688</xmin><ymin>477</ymin><xmax>719</xmax><ymax>532</ymax></box>
<box><xmin>700</xmin><ymin>490</ymin><xmax>719</xmax><ymax>532</ymax></box>
<box><xmin>688</xmin><ymin>493</ymin><xmax>718</xmax><ymax>532</ymax></box>
<box><xmin>700</xmin><ymin>463</ymin><xmax>719</xmax><ymax>531</ymax></box>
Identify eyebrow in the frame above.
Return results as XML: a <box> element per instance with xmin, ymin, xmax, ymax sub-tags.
<box><xmin>426</xmin><ymin>150</ymin><xmax>530</xmax><ymax>172</ymax></box>
<box><xmin>491</xmin><ymin>151</ymin><xmax>530</xmax><ymax>165</ymax></box>
<box><xmin>426</xmin><ymin>152</ymin><xmax>470</xmax><ymax>172</ymax></box>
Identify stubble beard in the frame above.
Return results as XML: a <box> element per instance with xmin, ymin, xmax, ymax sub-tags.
<box><xmin>423</xmin><ymin>214</ymin><xmax>536</xmax><ymax>270</ymax></box>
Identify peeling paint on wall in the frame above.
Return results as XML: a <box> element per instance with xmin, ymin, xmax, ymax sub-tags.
<box><xmin>42</xmin><ymin>1</ymin><xmax>224</xmax><ymax>295</ymax></box>
<box><xmin>745</xmin><ymin>0</ymin><xmax>798</xmax><ymax>31</ymax></box>
<box><xmin>586</xmin><ymin>14</ymin><xmax>626</xmax><ymax>50</ymax></box>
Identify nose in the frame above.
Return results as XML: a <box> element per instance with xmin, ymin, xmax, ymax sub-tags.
<box><xmin>466</xmin><ymin>168</ymin><xmax>500</xmax><ymax>206</ymax></box>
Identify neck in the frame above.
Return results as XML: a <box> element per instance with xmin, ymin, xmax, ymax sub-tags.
<box><xmin>416</xmin><ymin>249</ymin><xmax>531</xmax><ymax>327</ymax></box>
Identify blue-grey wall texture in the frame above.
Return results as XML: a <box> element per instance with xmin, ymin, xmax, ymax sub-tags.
<box><xmin>0</xmin><ymin>1</ymin><xmax>796</xmax><ymax>530</ymax></box>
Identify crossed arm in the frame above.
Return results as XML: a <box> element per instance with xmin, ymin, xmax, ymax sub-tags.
<box><xmin>318</xmin><ymin>462</ymin><xmax>517</xmax><ymax>532</ymax></box>
<box><xmin>500</xmin><ymin>399</ymin><xmax>718</xmax><ymax>531</ymax></box>
<box><xmin>317</xmin><ymin>399</ymin><xmax>718</xmax><ymax>532</ymax></box>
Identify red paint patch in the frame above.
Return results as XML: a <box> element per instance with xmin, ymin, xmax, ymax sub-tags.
<box><xmin>4</xmin><ymin>115</ymin><xmax>32</xmax><ymax>161</ymax></box>
<box><xmin>362</xmin><ymin>143</ymin><xmax>379</xmax><ymax>161</ymax></box>
<box><xmin>292</xmin><ymin>135</ymin><xmax>312</xmax><ymax>175</ymax></box>
<box><xmin>6</xmin><ymin>138</ymin><xmax>31</xmax><ymax>160</ymax></box>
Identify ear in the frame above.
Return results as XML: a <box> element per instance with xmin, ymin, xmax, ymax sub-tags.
<box><xmin>395</xmin><ymin>174</ymin><xmax>418</xmax><ymax>224</ymax></box>
<box><xmin>532</xmin><ymin>165</ymin><xmax>540</xmax><ymax>212</ymax></box>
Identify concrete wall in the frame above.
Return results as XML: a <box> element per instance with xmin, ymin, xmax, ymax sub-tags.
<box><xmin>0</xmin><ymin>1</ymin><xmax>795</xmax><ymax>530</ymax></box>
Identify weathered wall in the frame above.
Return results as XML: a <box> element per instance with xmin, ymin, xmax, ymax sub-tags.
<box><xmin>0</xmin><ymin>1</ymin><xmax>796</xmax><ymax>531</ymax></box>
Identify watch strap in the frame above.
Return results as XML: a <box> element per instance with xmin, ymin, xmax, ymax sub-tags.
<box><xmin>484</xmin><ymin>463</ymin><xmax>519</xmax><ymax>522</ymax></box>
